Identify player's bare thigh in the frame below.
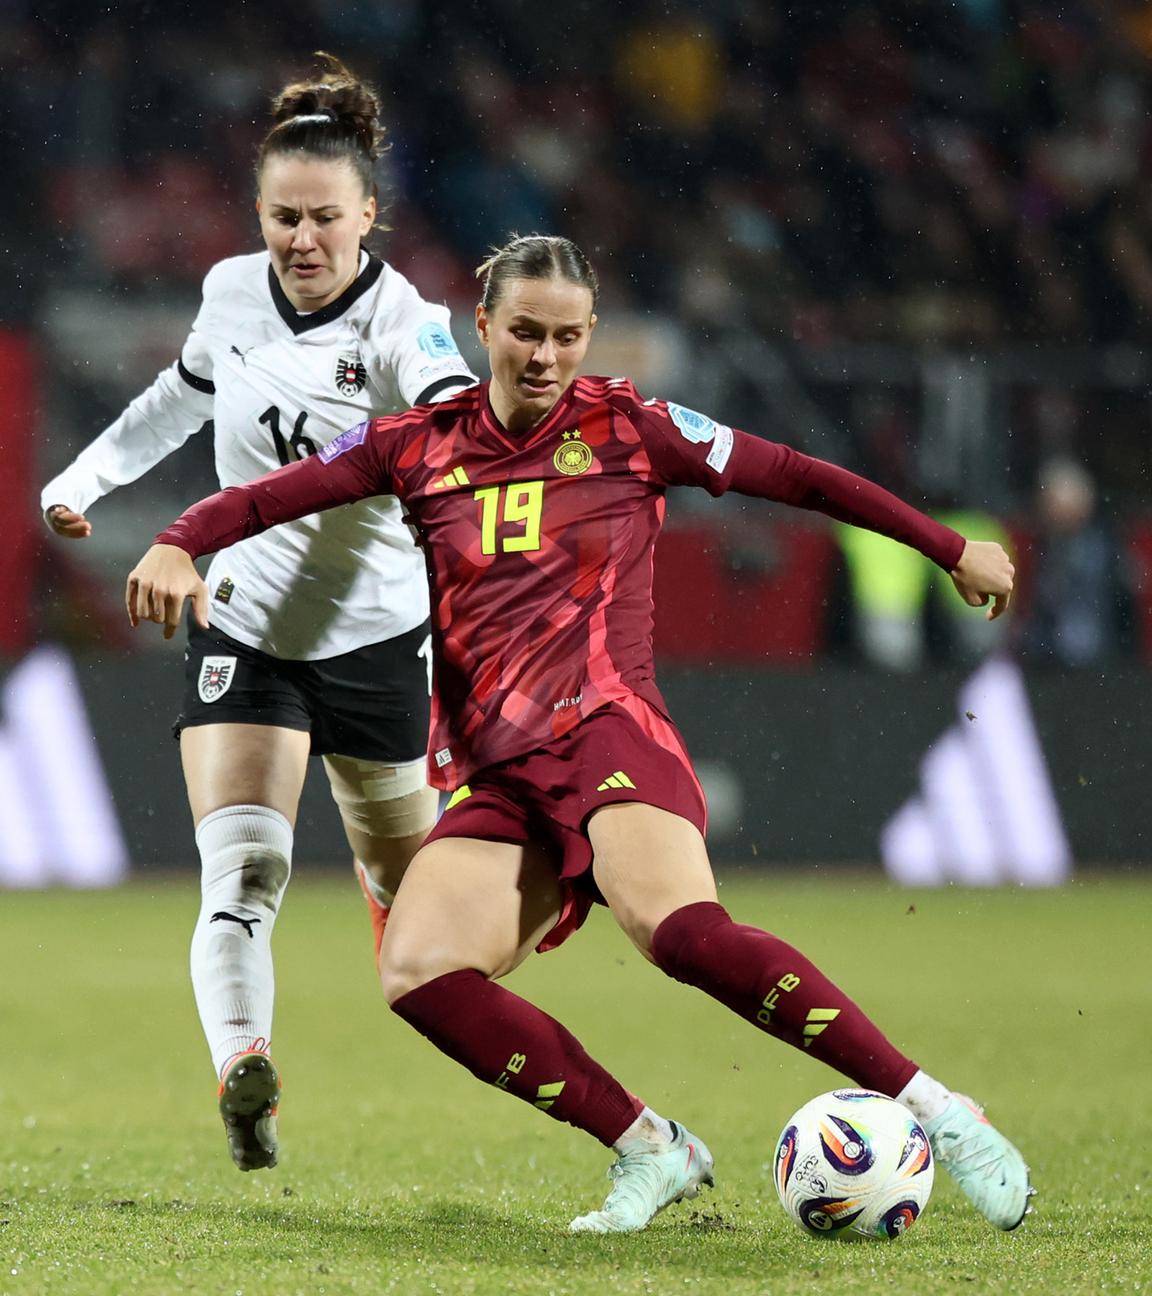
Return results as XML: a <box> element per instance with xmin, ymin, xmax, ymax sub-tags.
<box><xmin>378</xmin><ymin>836</ymin><xmax>563</xmax><ymax>1003</ymax></box>
<box><xmin>181</xmin><ymin>722</ymin><xmax>311</xmax><ymax>825</ymax></box>
<box><xmin>589</xmin><ymin>802</ymin><xmax>718</xmax><ymax>961</ymax></box>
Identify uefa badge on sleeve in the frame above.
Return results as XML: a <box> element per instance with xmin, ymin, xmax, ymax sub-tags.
<box><xmin>335</xmin><ymin>353</ymin><xmax>367</xmax><ymax>397</ymax></box>
<box><xmin>197</xmin><ymin>656</ymin><xmax>237</xmax><ymax>704</ymax></box>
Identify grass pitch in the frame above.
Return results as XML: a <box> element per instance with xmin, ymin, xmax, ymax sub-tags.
<box><xmin>1</xmin><ymin>871</ymin><xmax>1148</xmax><ymax>1296</ymax></box>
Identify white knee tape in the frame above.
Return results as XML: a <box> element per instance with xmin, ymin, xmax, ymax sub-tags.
<box><xmin>195</xmin><ymin>804</ymin><xmax>293</xmax><ymax>919</ymax></box>
<box><xmin>323</xmin><ymin>755</ymin><xmax>438</xmax><ymax>838</ymax></box>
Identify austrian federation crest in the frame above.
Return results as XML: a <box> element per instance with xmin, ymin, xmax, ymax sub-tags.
<box><xmin>335</xmin><ymin>353</ymin><xmax>367</xmax><ymax>397</ymax></box>
<box><xmin>197</xmin><ymin>656</ymin><xmax>236</xmax><ymax>704</ymax></box>
<box><xmin>553</xmin><ymin>428</ymin><xmax>594</xmax><ymax>476</ymax></box>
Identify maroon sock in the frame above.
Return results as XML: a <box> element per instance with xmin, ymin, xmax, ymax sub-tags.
<box><xmin>391</xmin><ymin>969</ymin><xmax>643</xmax><ymax>1146</ymax></box>
<box><xmin>651</xmin><ymin>901</ymin><xmax>918</xmax><ymax>1096</ymax></box>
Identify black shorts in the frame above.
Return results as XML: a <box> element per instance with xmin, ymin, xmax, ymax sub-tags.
<box><xmin>176</xmin><ymin>618</ymin><xmax>431</xmax><ymax>762</ymax></box>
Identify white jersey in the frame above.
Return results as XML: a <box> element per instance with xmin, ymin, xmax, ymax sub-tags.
<box><xmin>41</xmin><ymin>251</ymin><xmax>476</xmax><ymax>659</ymax></box>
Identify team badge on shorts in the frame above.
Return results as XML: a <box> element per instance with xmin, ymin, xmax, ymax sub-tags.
<box><xmin>197</xmin><ymin>656</ymin><xmax>237</xmax><ymax>703</ymax></box>
<box><xmin>554</xmin><ymin>428</ymin><xmax>594</xmax><ymax>476</ymax></box>
<box><xmin>335</xmin><ymin>353</ymin><xmax>367</xmax><ymax>396</ymax></box>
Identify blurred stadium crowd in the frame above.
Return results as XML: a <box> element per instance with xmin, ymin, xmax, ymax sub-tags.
<box><xmin>6</xmin><ymin>0</ymin><xmax>1151</xmax><ymax>668</ymax></box>
<box><xmin>8</xmin><ymin>0</ymin><xmax>1152</xmax><ymax>342</ymax></box>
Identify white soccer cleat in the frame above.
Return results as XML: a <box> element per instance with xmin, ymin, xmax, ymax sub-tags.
<box><xmin>922</xmin><ymin>1093</ymin><xmax>1033</xmax><ymax>1229</ymax></box>
<box><xmin>569</xmin><ymin>1122</ymin><xmax>714</xmax><ymax>1234</ymax></box>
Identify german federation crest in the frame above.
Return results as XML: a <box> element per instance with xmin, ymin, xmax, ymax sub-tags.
<box><xmin>197</xmin><ymin>656</ymin><xmax>236</xmax><ymax>704</ymax></box>
<box><xmin>554</xmin><ymin>428</ymin><xmax>594</xmax><ymax>476</ymax></box>
<box><xmin>335</xmin><ymin>353</ymin><xmax>367</xmax><ymax>397</ymax></box>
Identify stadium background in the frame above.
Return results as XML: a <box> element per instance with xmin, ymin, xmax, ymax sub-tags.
<box><xmin>2</xmin><ymin>0</ymin><xmax>1150</xmax><ymax>882</ymax></box>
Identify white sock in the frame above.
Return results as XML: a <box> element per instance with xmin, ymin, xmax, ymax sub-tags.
<box><xmin>614</xmin><ymin>1106</ymin><xmax>675</xmax><ymax>1152</ymax></box>
<box><xmin>897</xmin><ymin>1070</ymin><xmax>952</xmax><ymax>1123</ymax></box>
<box><xmin>355</xmin><ymin>858</ymin><xmax>393</xmax><ymax>908</ymax></box>
<box><xmin>190</xmin><ymin>805</ymin><xmax>292</xmax><ymax>1078</ymax></box>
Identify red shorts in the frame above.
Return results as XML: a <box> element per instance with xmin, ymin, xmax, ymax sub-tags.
<box><xmin>423</xmin><ymin>695</ymin><xmax>707</xmax><ymax>951</ymax></box>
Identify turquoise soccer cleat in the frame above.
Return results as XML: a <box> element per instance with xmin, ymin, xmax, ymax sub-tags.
<box><xmin>217</xmin><ymin>1049</ymin><xmax>281</xmax><ymax>1172</ymax></box>
<box><xmin>923</xmin><ymin>1093</ymin><xmax>1034</xmax><ymax>1229</ymax></box>
<box><xmin>569</xmin><ymin>1122</ymin><xmax>715</xmax><ymax>1233</ymax></box>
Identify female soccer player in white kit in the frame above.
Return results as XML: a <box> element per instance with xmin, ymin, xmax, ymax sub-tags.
<box><xmin>40</xmin><ymin>55</ymin><xmax>475</xmax><ymax>1171</ymax></box>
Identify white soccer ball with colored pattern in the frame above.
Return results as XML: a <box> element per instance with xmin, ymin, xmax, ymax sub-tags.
<box><xmin>773</xmin><ymin>1089</ymin><xmax>934</xmax><ymax>1239</ymax></box>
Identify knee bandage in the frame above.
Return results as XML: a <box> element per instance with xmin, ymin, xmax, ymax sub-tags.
<box><xmin>323</xmin><ymin>755</ymin><xmax>438</xmax><ymax>839</ymax></box>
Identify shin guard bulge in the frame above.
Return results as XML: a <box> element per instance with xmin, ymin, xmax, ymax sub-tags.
<box><xmin>651</xmin><ymin>901</ymin><xmax>918</xmax><ymax>1095</ymax></box>
<box><xmin>190</xmin><ymin>805</ymin><xmax>292</xmax><ymax>1077</ymax></box>
<box><xmin>392</xmin><ymin>970</ymin><xmax>643</xmax><ymax>1146</ymax></box>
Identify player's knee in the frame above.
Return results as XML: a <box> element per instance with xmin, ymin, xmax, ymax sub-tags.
<box><xmin>649</xmin><ymin>900</ymin><xmax>732</xmax><ymax>980</ymax></box>
<box><xmin>238</xmin><ymin>846</ymin><xmax>291</xmax><ymax>910</ymax></box>
<box><xmin>606</xmin><ymin>891</ymin><xmax>723</xmax><ymax>966</ymax></box>
<box><xmin>378</xmin><ymin>938</ymin><xmax>456</xmax><ymax>1006</ymax></box>
<box><xmin>357</xmin><ymin>830</ymin><xmax>427</xmax><ymax>894</ymax></box>
<box><xmin>608</xmin><ymin>903</ymin><xmax>663</xmax><ymax>963</ymax></box>
<box><xmin>378</xmin><ymin>919</ymin><xmax>508</xmax><ymax>1005</ymax></box>
<box><xmin>196</xmin><ymin>804</ymin><xmax>293</xmax><ymax>918</ymax></box>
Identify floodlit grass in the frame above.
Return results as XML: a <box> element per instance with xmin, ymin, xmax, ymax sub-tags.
<box><xmin>1</xmin><ymin>871</ymin><xmax>1148</xmax><ymax>1295</ymax></box>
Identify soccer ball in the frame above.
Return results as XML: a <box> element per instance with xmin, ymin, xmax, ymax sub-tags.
<box><xmin>773</xmin><ymin>1089</ymin><xmax>934</xmax><ymax>1240</ymax></box>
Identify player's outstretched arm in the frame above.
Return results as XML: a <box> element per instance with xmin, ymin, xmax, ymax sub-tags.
<box><xmin>950</xmin><ymin>539</ymin><xmax>1015</xmax><ymax>620</ymax></box>
<box><xmin>44</xmin><ymin>504</ymin><xmax>93</xmax><ymax>539</ymax></box>
<box><xmin>126</xmin><ymin>544</ymin><xmax>210</xmax><ymax>640</ymax></box>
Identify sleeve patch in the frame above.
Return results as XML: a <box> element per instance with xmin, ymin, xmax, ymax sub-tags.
<box><xmin>319</xmin><ymin>422</ymin><xmax>369</xmax><ymax>463</ymax></box>
<box><xmin>417</xmin><ymin>323</ymin><xmax>464</xmax><ymax>361</ymax></box>
<box><xmin>705</xmin><ymin>424</ymin><xmax>734</xmax><ymax>473</ymax></box>
<box><xmin>668</xmin><ymin>402</ymin><xmax>718</xmax><ymax>444</ymax></box>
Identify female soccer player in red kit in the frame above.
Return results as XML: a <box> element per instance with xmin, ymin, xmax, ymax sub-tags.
<box><xmin>128</xmin><ymin>235</ymin><xmax>1033</xmax><ymax>1234</ymax></box>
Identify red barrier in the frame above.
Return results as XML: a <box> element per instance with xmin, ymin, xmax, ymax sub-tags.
<box><xmin>0</xmin><ymin>332</ymin><xmax>38</xmax><ymax>653</ymax></box>
<box><xmin>1128</xmin><ymin>523</ymin><xmax>1152</xmax><ymax>666</ymax></box>
<box><xmin>653</xmin><ymin>516</ymin><xmax>837</xmax><ymax>664</ymax></box>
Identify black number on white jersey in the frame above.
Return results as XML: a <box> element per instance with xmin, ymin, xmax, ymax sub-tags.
<box><xmin>259</xmin><ymin>405</ymin><xmax>318</xmax><ymax>465</ymax></box>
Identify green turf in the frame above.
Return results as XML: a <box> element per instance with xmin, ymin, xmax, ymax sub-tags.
<box><xmin>1</xmin><ymin>871</ymin><xmax>1148</xmax><ymax>1296</ymax></box>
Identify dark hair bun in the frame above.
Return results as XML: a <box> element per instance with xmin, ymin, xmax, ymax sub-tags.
<box><xmin>266</xmin><ymin>52</ymin><xmax>383</xmax><ymax>162</ymax></box>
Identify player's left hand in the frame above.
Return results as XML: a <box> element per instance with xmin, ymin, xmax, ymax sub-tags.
<box><xmin>950</xmin><ymin>540</ymin><xmax>1015</xmax><ymax>620</ymax></box>
<box><xmin>126</xmin><ymin>544</ymin><xmax>210</xmax><ymax>640</ymax></box>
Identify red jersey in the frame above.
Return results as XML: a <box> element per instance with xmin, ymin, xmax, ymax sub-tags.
<box><xmin>158</xmin><ymin>376</ymin><xmax>964</xmax><ymax>789</ymax></box>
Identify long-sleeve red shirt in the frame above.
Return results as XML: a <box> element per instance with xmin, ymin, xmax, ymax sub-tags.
<box><xmin>158</xmin><ymin>376</ymin><xmax>964</xmax><ymax>788</ymax></box>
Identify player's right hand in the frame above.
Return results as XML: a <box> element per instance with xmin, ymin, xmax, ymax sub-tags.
<box><xmin>126</xmin><ymin>544</ymin><xmax>210</xmax><ymax>640</ymax></box>
<box><xmin>950</xmin><ymin>539</ymin><xmax>1015</xmax><ymax>620</ymax></box>
<box><xmin>44</xmin><ymin>505</ymin><xmax>92</xmax><ymax>539</ymax></box>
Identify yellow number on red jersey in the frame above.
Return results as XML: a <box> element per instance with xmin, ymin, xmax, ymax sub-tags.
<box><xmin>474</xmin><ymin>481</ymin><xmax>543</xmax><ymax>555</ymax></box>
